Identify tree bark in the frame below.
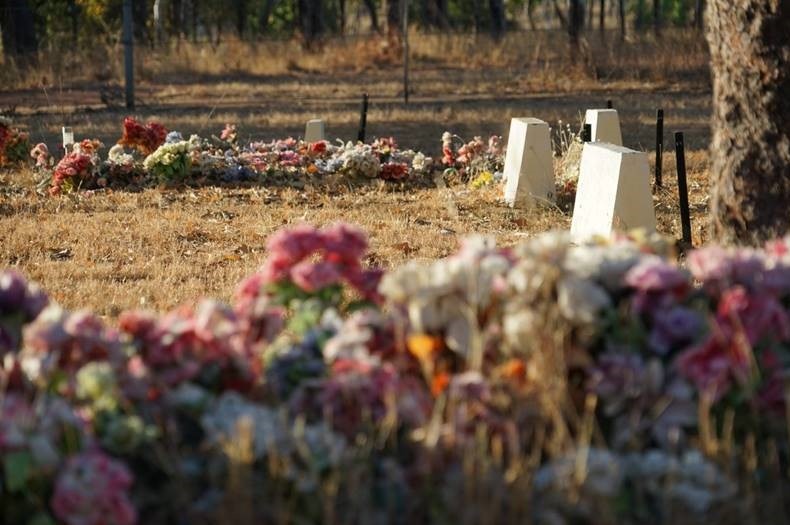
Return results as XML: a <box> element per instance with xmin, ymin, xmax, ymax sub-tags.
<box><xmin>653</xmin><ymin>0</ymin><xmax>661</xmax><ymax>36</ymax></box>
<box><xmin>695</xmin><ymin>0</ymin><xmax>704</xmax><ymax>30</ymax></box>
<box><xmin>235</xmin><ymin>0</ymin><xmax>246</xmax><ymax>38</ymax></box>
<box><xmin>0</xmin><ymin>0</ymin><xmax>38</xmax><ymax>56</ymax></box>
<box><xmin>568</xmin><ymin>0</ymin><xmax>584</xmax><ymax>54</ymax></box>
<box><xmin>527</xmin><ymin>0</ymin><xmax>537</xmax><ymax>30</ymax></box>
<box><xmin>387</xmin><ymin>0</ymin><xmax>402</xmax><ymax>37</ymax></box>
<box><xmin>551</xmin><ymin>0</ymin><xmax>568</xmax><ymax>29</ymax></box>
<box><xmin>363</xmin><ymin>0</ymin><xmax>380</xmax><ymax>33</ymax></box>
<box><xmin>707</xmin><ymin>0</ymin><xmax>790</xmax><ymax>245</ymax></box>
<box><xmin>599</xmin><ymin>0</ymin><xmax>605</xmax><ymax>33</ymax></box>
<box><xmin>489</xmin><ymin>0</ymin><xmax>505</xmax><ymax>40</ymax></box>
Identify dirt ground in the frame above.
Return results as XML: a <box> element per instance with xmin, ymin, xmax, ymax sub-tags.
<box><xmin>0</xmin><ymin>32</ymin><xmax>713</xmax><ymax>316</ymax></box>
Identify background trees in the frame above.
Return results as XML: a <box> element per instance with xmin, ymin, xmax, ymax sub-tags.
<box><xmin>0</xmin><ymin>0</ymin><xmax>708</xmax><ymax>57</ymax></box>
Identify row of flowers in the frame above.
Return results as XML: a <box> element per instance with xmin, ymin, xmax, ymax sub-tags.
<box><xmin>2</xmin><ymin>223</ymin><xmax>789</xmax><ymax>523</ymax></box>
<box><xmin>3</xmin><ymin>117</ymin><xmax>574</xmax><ymax>197</ymax></box>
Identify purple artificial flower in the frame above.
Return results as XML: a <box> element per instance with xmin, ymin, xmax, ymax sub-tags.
<box><xmin>648</xmin><ymin>306</ymin><xmax>704</xmax><ymax>355</ymax></box>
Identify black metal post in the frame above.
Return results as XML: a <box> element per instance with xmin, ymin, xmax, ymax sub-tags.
<box><xmin>674</xmin><ymin>131</ymin><xmax>692</xmax><ymax>246</ymax></box>
<box><xmin>655</xmin><ymin>109</ymin><xmax>664</xmax><ymax>188</ymax></box>
<box><xmin>606</xmin><ymin>99</ymin><xmax>613</xmax><ymax>109</ymax></box>
<box><xmin>357</xmin><ymin>93</ymin><xmax>369</xmax><ymax>143</ymax></box>
<box><xmin>583</xmin><ymin>123</ymin><xmax>592</xmax><ymax>142</ymax></box>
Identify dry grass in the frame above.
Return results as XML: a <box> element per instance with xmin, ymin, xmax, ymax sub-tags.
<box><xmin>0</xmin><ymin>30</ymin><xmax>713</xmax><ymax>317</ymax></box>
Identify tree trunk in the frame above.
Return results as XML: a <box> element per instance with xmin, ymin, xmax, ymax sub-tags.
<box><xmin>235</xmin><ymin>0</ymin><xmax>246</xmax><ymax>38</ymax></box>
<box><xmin>695</xmin><ymin>0</ymin><xmax>704</xmax><ymax>30</ymax></box>
<box><xmin>599</xmin><ymin>0</ymin><xmax>605</xmax><ymax>33</ymax></box>
<box><xmin>298</xmin><ymin>0</ymin><xmax>324</xmax><ymax>47</ymax></box>
<box><xmin>387</xmin><ymin>0</ymin><xmax>402</xmax><ymax>37</ymax></box>
<box><xmin>653</xmin><ymin>0</ymin><xmax>661</xmax><ymax>36</ymax></box>
<box><xmin>153</xmin><ymin>0</ymin><xmax>163</xmax><ymax>44</ymax></box>
<box><xmin>258</xmin><ymin>0</ymin><xmax>277</xmax><ymax>35</ymax></box>
<box><xmin>527</xmin><ymin>0</ymin><xmax>537</xmax><ymax>30</ymax></box>
<box><xmin>707</xmin><ymin>0</ymin><xmax>790</xmax><ymax>245</ymax></box>
<box><xmin>0</xmin><ymin>0</ymin><xmax>38</xmax><ymax>56</ymax></box>
<box><xmin>568</xmin><ymin>0</ymin><xmax>584</xmax><ymax>54</ymax></box>
<box><xmin>489</xmin><ymin>0</ymin><xmax>505</xmax><ymax>40</ymax></box>
<box><xmin>618</xmin><ymin>0</ymin><xmax>625</xmax><ymax>40</ymax></box>
<box><xmin>339</xmin><ymin>0</ymin><xmax>346</xmax><ymax>35</ymax></box>
<box><xmin>551</xmin><ymin>0</ymin><xmax>568</xmax><ymax>29</ymax></box>
<box><xmin>363</xmin><ymin>0</ymin><xmax>380</xmax><ymax>33</ymax></box>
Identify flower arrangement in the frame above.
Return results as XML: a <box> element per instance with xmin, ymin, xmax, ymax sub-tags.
<box><xmin>0</xmin><ymin>116</ymin><xmax>31</xmax><ymax>167</ymax></box>
<box><xmin>1</xmin><ymin>226</ymin><xmax>790</xmax><ymax>523</ymax></box>
<box><xmin>49</xmin><ymin>140</ymin><xmax>102</xmax><ymax>195</ymax></box>
<box><xmin>142</xmin><ymin>140</ymin><xmax>191</xmax><ymax>183</ymax></box>
<box><xmin>442</xmin><ymin>131</ymin><xmax>504</xmax><ymax>183</ymax></box>
<box><xmin>117</xmin><ymin>117</ymin><xmax>167</xmax><ymax>156</ymax></box>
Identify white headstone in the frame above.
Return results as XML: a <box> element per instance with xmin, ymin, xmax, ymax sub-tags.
<box><xmin>62</xmin><ymin>127</ymin><xmax>74</xmax><ymax>151</ymax></box>
<box><xmin>584</xmin><ymin>109</ymin><xmax>622</xmax><ymax>146</ymax></box>
<box><xmin>503</xmin><ymin>118</ymin><xmax>555</xmax><ymax>207</ymax></box>
<box><xmin>304</xmin><ymin>119</ymin><xmax>325</xmax><ymax>143</ymax></box>
<box><xmin>570</xmin><ymin>142</ymin><xmax>656</xmax><ymax>240</ymax></box>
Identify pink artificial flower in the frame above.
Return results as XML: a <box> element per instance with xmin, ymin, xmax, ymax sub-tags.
<box><xmin>321</xmin><ymin>222</ymin><xmax>368</xmax><ymax>262</ymax></box>
<box><xmin>346</xmin><ymin>268</ymin><xmax>384</xmax><ymax>304</ymax></box>
<box><xmin>717</xmin><ymin>286</ymin><xmax>790</xmax><ymax>346</ymax></box>
<box><xmin>675</xmin><ymin>338</ymin><xmax>735</xmax><ymax>402</ymax></box>
<box><xmin>290</xmin><ymin>260</ymin><xmax>343</xmax><ymax>293</ymax></box>
<box><xmin>625</xmin><ymin>256</ymin><xmax>690</xmax><ymax>314</ymax></box>
<box><xmin>220</xmin><ymin>123</ymin><xmax>237</xmax><ymax>142</ymax></box>
<box><xmin>266</xmin><ymin>224</ymin><xmax>324</xmax><ymax>264</ymax></box>
<box><xmin>687</xmin><ymin>246</ymin><xmax>732</xmax><ymax>284</ymax></box>
<box><xmin>52</xmin><ymin>451</ymin><xmax>137</xmax><ymax>525</ymax></box>
<box><xmin>625</xmin><ymin>256</ymin><xmax>689</xmax><ymax>293</ymax></box>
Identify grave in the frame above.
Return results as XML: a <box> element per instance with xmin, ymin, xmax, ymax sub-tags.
<box><xmin>584</xmin><ymin>109</ymin><xmax>622</xmax><ymax>146</ymax></box>
<box><xmin>570</xmin><ymin>142</ymin><xmax>656</xmax><ymax>240</ymax></box>
<box><xmin>304</xmin><ymin>119</ymin><xmax>326</xmax><ymax>143</ymax></box>
<box><xmin>502</xmin><ymin>118</ymin><xmax>555</xmax><ymax>207</ymax></box>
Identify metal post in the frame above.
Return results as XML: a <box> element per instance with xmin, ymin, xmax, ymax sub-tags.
<box><xmin>606</xmin><ymin>99</ymin><xmax>613</xmax><ymax>109</ymax></box>
<box><xmin>583</xmin><ymin>123</ymin><xmax>592</xmax><ymax>142</ymax></box>
<box><xmin>674</xmin><ymin>131</ymin><xmax>692</xmax><ymax>246</ymax></box>
<box><xmin>655</xmin><ymin>109</ymin><xmax>664</xmax><ymax>188</ymax></box>
<box><xmin>357</xmin><ymin>93</ymin><xmax>369</xmax><ymax>143</ymax></box>
<box><xmin>122</xmin><ymin>0</ymin><xmax>135</xmax><ymax>110</ymax></box>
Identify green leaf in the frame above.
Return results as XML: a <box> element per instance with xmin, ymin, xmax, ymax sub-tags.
<box><xmin>3</xmin><ymin>451</ymin><xmax>32</xmax><ymax>493</ymax></box>
<box><xmin>29</xmin><ymin>512</ymin><xmax>56</xmax><ymax>525</ymax></box>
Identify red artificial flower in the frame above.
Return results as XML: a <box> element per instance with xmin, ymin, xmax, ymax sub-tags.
<box><xmin>118</xmin><ymin>116</ymin><xmax>167</xmax><ymax>155</ymax></box>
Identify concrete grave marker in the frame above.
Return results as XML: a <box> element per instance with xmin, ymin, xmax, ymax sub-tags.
<box><xmin>304</xmin><ymin>119</ymin><xmax>326</xmax><ymax>143</ymax></box>
<box><xmin>62</xmin><ymin>127</ymin><xmax>74</xmax><ymax>152</ymax></box>
<box><xmin>570</xmin><ymin>142</ymin><xmax>656</xmax><ymax>240</ymax></box>
<box><xmin>584</xmin><ymin>109</ymin><xmax>622</xmax><ymax>146</ymax></box>
<box><xmin>503</xmin><ymin>118</ymin><xmax>554</xmax><ymax>207</ymax></box>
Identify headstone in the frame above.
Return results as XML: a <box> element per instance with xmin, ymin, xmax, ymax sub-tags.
<box><xmin>304</xmin><ymin>119</ymin><xmax>325</xmax><ymax>143</ymax></box>
<box><xmin>503</xmin><ymin>118</ymin><xmax>554</xmax><ymax>207</ymax></box>
<box><xmin>62</xmin><ymin>127</ymin><xmax>74</xmax><ymax>152</ymax></box>
<box><xmin>584</xmin><ymin>109</ymin><xmax>622</xmax><ymax>146</ymax></box>
<box><xmin>570</xmin><ymin>142</ymin><xmax>656</xmax><ymax>240</ymax></box>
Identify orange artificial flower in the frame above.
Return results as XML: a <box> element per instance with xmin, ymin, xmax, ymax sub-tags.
<box><xmin>407</xmin><ymin>334</ymin><xmax>443</xmax><ymax>362</ymax></box>
<box><xmin>431</xmin><ymin>372</ymin><xmax>451</xmax><ymax>397</ymax></box>
<box><xmin>499</xmin><ymin>358</ymin><xmax>527</xmax><ymax>385</ymax></box>
<box><xmin>307</xmin><ymin>164</ymin><xmax>319</xmax><ymax>175</ymax></box>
